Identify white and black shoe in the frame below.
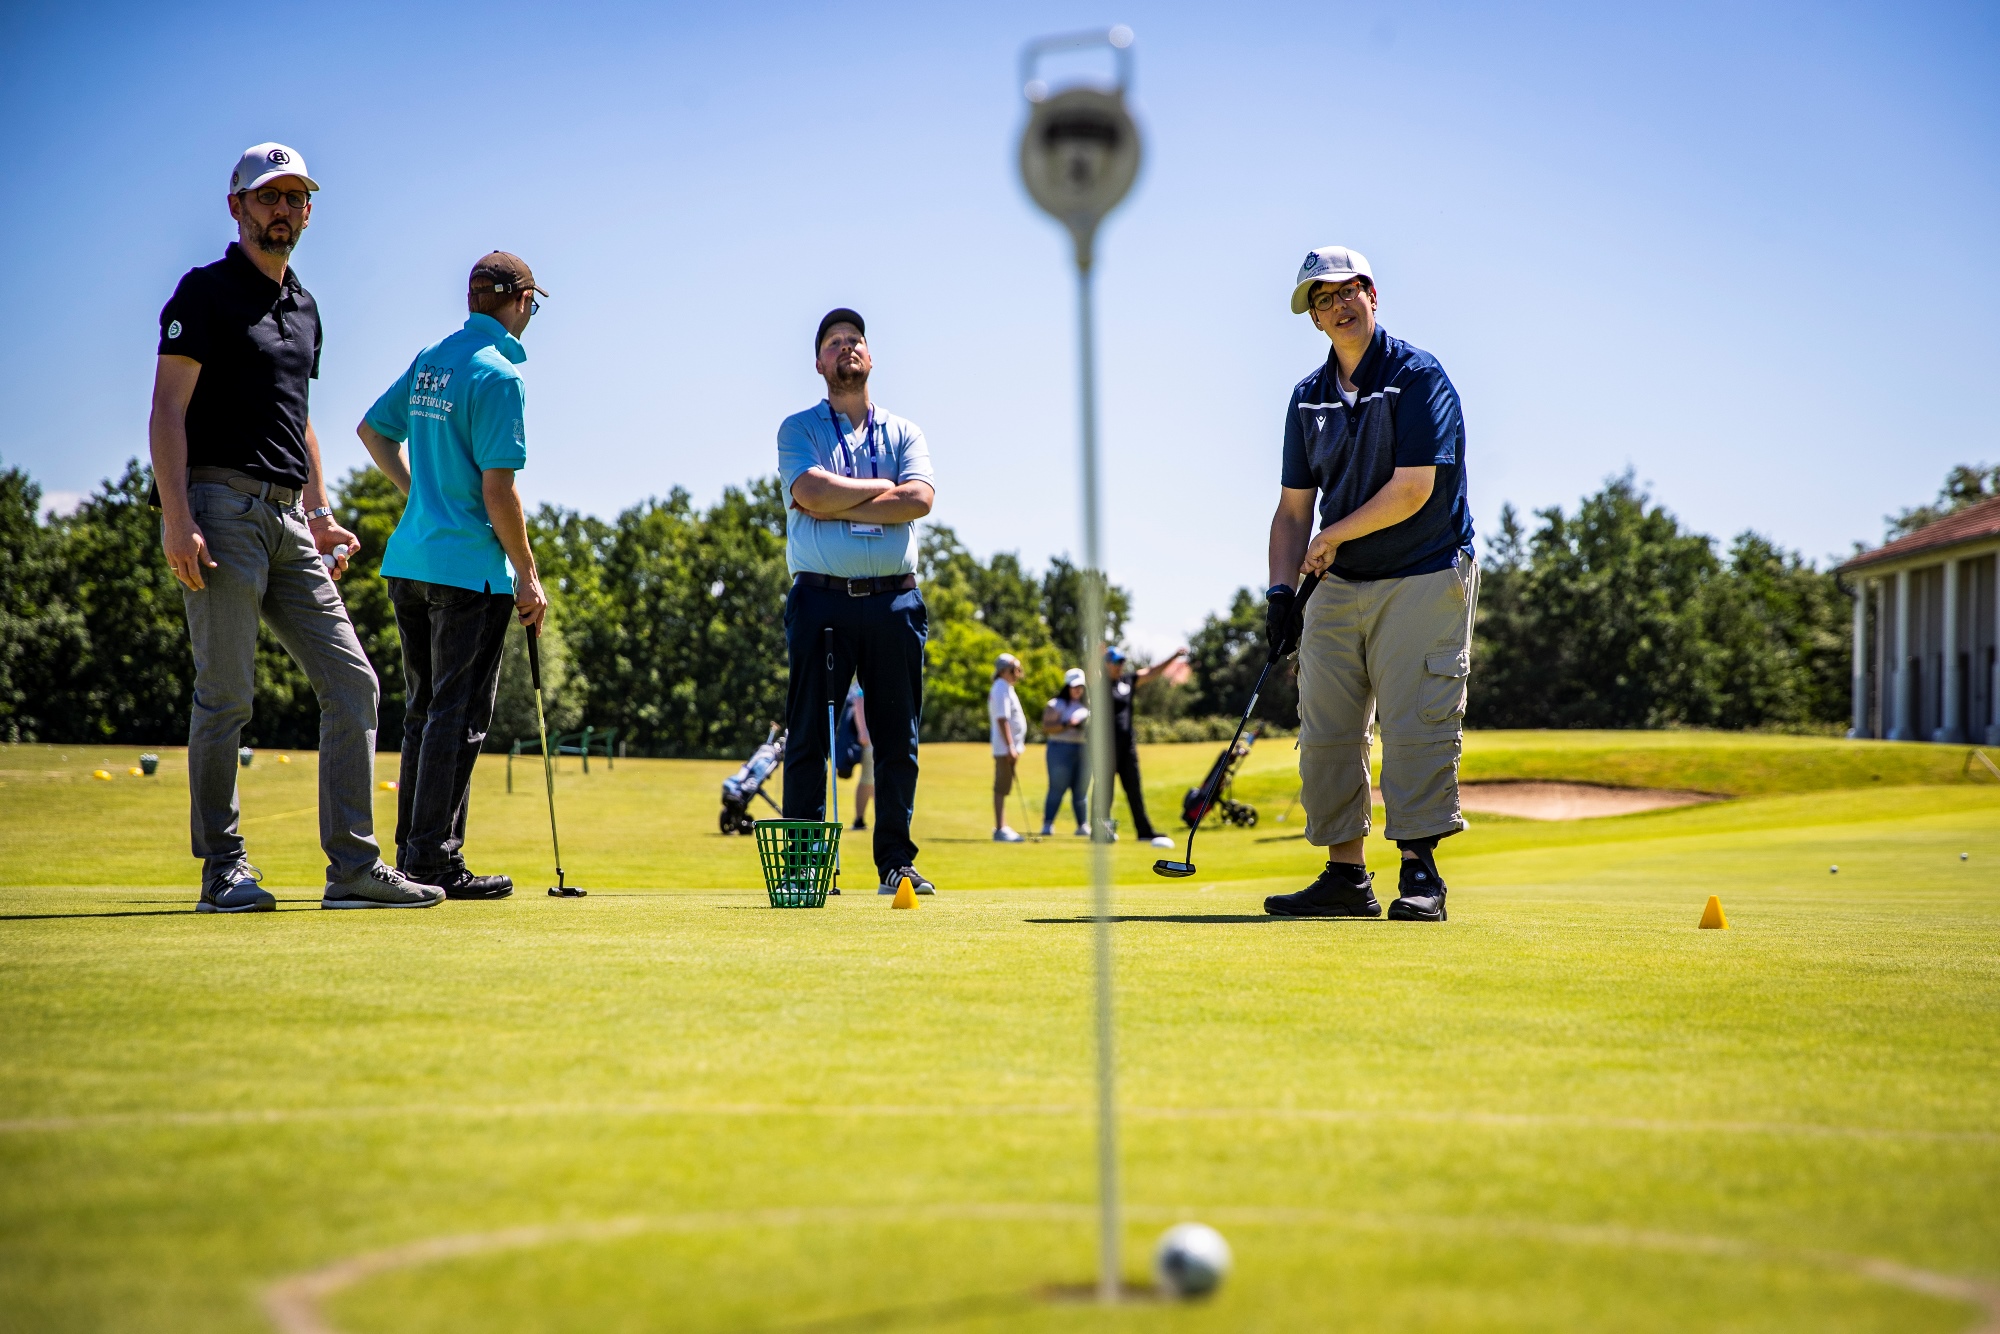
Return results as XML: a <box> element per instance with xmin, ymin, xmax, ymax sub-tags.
<box><xmin>878</xmin><ymin>866</ymin><xmax>936</xmax><ymax>895</ymax></box>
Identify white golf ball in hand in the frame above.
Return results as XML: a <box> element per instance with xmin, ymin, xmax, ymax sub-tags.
<box><xmin>1154</xmin><ymin>1222</ymin><xmax>1231</xmax><ymax>1299</ymax></box>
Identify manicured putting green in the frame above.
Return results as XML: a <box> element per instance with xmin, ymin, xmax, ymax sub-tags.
<box><xmin>1</xmin><ymin>737</ymin><xmax>1996</xmax><ymax>1330</ymax></box>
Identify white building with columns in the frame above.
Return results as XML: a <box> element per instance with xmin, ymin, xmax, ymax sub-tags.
<box><xmin>1838</xmin><ymin>494</ymin><xmax>2000</xmax><ymax>743</ymax></box>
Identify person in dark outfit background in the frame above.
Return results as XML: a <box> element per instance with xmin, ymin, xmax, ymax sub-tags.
<box><xmin>776</xmin><ymin>309</ymin><xmax>938</xmax><ymax>895</ymax></box>
<box><xmin>1103</xmin><ymin>645</ymin><xmax>1187</xmax><ymax>848</ymax></box>
<box><xmin>358</xmin><ymin>253</ymin><xmax>551</xmax><ymax>900</ymax></box>
<box><xmin>149</xmin><ymin>142</ymin><xmax>441</xmax><ymax>912</ymax></box>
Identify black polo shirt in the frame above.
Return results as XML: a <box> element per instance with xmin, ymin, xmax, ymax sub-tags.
<box><xmin>158</xmin><ymin>243</ymin><xmax>321</xmax><ymax>488</ymax></box>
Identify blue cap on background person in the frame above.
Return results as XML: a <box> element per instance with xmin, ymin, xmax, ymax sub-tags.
<box><xmin>230</xmin><ymin>142</ymin><xmax>320</xmax><ymax>194</ymax></box>
<box><xmin>1104</xmin><ymin>646</ymin><xmax>1128</xmax><ymax>664</ymax></box>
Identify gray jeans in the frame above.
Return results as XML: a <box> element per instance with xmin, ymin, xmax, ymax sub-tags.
<box><xmin>176</xmin><ymin>482</ymin><xmax>381</xmax><ymax>882</ymax></box>
<box><xmin>1297</xmin><ymin>552</ymin><xmax>1479</xmax><ymax>846</ymax></box>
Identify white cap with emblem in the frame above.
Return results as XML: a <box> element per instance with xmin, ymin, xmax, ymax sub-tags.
<box><xmin>230</xmin><ymin>142</ymin><xmax>320</xmax><ymax>194</ymax></box>
<box><xmin>1290</xmin><ymin>245</ymin><xmax>1373</xmax><ymax>314</ymax></box>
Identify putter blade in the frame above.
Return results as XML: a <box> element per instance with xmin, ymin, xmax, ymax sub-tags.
<box><xmin>1153</xmin><ymin>860</ymin><xmax>1196</xmax><ymax>878</ymax></box>
<box><xmin>547</xmin><ymin>886</ymin><xmax>587</xmax><ymax>897</ymax></box>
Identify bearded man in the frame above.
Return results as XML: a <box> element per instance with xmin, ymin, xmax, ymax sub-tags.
<box><xmin>775</xmin><ymin>308</ymin><xmax>938</xmax><ymax>897</ymax></box>
<box><xmin>149</xmin><ymin>142</ymin><xmax>441</xmax><ymax>912</ymax></box>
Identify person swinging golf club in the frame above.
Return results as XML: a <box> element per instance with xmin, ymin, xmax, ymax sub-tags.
<box><xmin>1262</xmin><ymin>247</ymin><xmax>1477</xmax><ymax>922</ymax></box>
<box><xmin>777</xmin><ymin>309</ymin><xmax>938</xmax><ymax>897</ymax></box>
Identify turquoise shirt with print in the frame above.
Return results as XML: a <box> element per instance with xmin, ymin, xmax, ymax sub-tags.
<box><xmin>365</xmin><ymin>313</ymin><xmax>528</xmax><ymax>593</ymax></box>
<box><xmin>776</xmin><ymin>400</ymin><xmax>934</xmax><ymax>578</ymax></box>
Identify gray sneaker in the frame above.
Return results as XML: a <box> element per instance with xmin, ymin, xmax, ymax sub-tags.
<box><xmin>877</xmin><ymin>866</ymin><xmax>936</xmax><ymax>896</ymax></box>
<box><xmin>197</xmin><ymin>860</ymin><xmax>275</xmax><ymax>914</ymax></box>
<box><xmin>322</xmin><ymin>862</ymin><xmax>445</xmax><ymax>910</ymax></box>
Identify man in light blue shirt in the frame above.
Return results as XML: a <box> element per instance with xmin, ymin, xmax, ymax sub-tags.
<box><xmin>358</xmin><ymin>252</ymin><xmax>550</xmax><ymax>900</ymax></box>
<box><xmin>777</xmin><ymin>308</ymin><xmax>937</xmax><ymax>894</ymax></box>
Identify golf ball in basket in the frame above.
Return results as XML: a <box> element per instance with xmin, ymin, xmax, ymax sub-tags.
<box><xmin>1154</xmin><ymin>1222</ymin><xmax>1232</xmax><ymax>1299</ymax></box>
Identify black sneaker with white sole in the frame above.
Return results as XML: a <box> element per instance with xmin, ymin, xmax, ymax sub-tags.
<box><xmin>1264</xmin><ymin>864</ymin><xmax>1381</xmax><ymax>918</ymax></box>
<box><xmin>878</xmin><ymin>866</ymin><xmax>936</xmax><ymax>896</ymax></box>
<box><xmin>1386</xmin><ymin>858</ymin><xmax>1448</xmax><ymax>921</ymax></box>
<box><xmin>197</xmin><ymin>860</ymin><xmax>275</xmax><ymax>914</ymax></box>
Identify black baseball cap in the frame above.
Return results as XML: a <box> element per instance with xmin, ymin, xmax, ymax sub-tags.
<box><xmin>816</xmin><ymin>307</ymin><xmax>865</xmax><ymax>351</ymax></box>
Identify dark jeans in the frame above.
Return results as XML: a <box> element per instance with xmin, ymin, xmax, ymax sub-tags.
<box><xmin>781</xmin><ymin>581</ymin><xmax>927</xmax><ymax>880</ymax></box>
<box><xmin>387</xmin><ymin>577</ymin><xmax>515</xmax><ymax>877</ymax></box>
<box><xmin>1113</xmin><ymin>734</ymin><xmax>1159</xmax><ymax>840</ymax></box>
<box><xmin>174</xmin><ymin>483</ymin><xmax>381</xmax><ymax>883</ymax></box>
<box><xmin>1042</xmin><ymin>743</ymin><xmax>1089</xmax><ymax>828</ymax></box>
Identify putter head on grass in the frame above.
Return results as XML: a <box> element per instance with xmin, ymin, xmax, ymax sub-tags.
<box><xmin>1153</xmin><ymin>858</ymin><xmax>1195</xmax><ymax>877</ymax></box>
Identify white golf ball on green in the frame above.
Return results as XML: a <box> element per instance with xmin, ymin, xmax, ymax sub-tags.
<box><xmin>1154</xmin><ymin>1222</ymin><xmax>1231</xmax><ymax>1298</ymax></box>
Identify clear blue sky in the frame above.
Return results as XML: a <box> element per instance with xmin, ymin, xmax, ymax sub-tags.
<box><xmin>3</xmin><ymin>1</ymin><xmax>1994</xmax><ymax>652</ymax></box>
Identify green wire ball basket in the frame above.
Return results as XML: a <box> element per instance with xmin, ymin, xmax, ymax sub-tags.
<box><xmin>753</xmin><ymin>821</ymin><xmax>840</xmax><ymax>908</ymax></box>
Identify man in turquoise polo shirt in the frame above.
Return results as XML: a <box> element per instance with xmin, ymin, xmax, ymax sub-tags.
<box><xmin>357</xmin><ymin>252</ymin><xmax>550</xmax><ymax>899</ymax></box>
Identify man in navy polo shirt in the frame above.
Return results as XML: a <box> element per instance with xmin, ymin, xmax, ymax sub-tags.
<box><xmin>1262</xmin><ymin>247</ymin><xmax>1477</xmax><ymax>923</ymax></box>
<box><xmin>150</xmin><ymin>141</ymin><xmax>440</xmax><ymax>913</ymax></box>
<box><xmin>358</xmin><ymin>253</ymin><xmax>551</xmax><ymax>900</ymax></box>
<box><xmin>776</xmin><ymin>308</ymin><xmax>937</xmax><ymax>895</ymax></box>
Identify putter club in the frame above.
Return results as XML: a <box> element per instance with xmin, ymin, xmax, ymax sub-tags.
<box><xmin>1154</xmin><ymin>573</ymin><xmax>1320</xmax><ymax>879</ymax></box>
<box><xmin>825</xmin><ymin>627</ymin><xmax>841</xmax><ymax>891</ymax></box>
<box><xmin>527</xmin><ymin>621</ymin><xmax>586</xmax><ymax>898</ymax></box>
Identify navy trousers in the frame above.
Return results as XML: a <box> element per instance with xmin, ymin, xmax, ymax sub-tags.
<box><xmin>781</xmin><ymin>581</ymin><xmax>928</xmax><ymax>880</ymax></box>
<box><xmin>387</xmin><ymin>577</ymin><xmax>515</xmax><ymax>878</ymax></box>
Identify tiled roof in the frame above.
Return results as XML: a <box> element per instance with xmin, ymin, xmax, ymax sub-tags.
<box><xmin>1838</xmin><ymin>494</ymin><xmax>2000</xmax><ymax>573</ymax></box>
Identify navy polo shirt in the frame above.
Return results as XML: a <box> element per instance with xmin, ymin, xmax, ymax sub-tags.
<box><xmin>157</xmin><ymin>243</ymin><xmax>321</xmax><ymax>488</ymax></box>
<box><xmin>1280</xmin><ymin>325</ymin><xmax>1473</xmax><ymax>581</ymax></box>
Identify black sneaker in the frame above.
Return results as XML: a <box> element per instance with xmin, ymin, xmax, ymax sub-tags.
<box><xmin>851</xmin><ymin>818</ymin><xmax>868</xmax><ymax>831</ymax></box>
<box><xmin>878</xmin><ymin>866</ymin><xmax>936</xmax><ymax>895</ymax></box>
<box><xmin>197</xmin><ymin>859</ymin><xmax>275</xmax><ymax>914</ymax></box>
<box><xmin>416</xmin><ymin>866</ymin><xmax>514</xmax><ymax>900</ymax></box>
<box><xmin>1265</xmin><ymin>865</ymin><xmax>1381</xmax><ymax>918</ymax></box>
<box><xmin>1387</xmin><ymin>859</ymin><xmax>1448</xmax><ymax>921</ymax></box>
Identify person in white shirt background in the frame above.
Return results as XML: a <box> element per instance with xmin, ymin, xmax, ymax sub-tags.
<box><xmin>988</xmin><ymin>654</ymin><xmax>1027</xmax><ymax>842</ymax></box>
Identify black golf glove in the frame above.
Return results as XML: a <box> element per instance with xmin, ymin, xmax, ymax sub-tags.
<box><xmin>1265</xmin><ymin>584</ymin><xmax>1302</xmax><ymax>659</ymax></box>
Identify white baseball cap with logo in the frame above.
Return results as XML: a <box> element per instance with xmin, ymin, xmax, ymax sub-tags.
<box><xmin>1290</xmin><ymin>245</ymin><xmax>1373</xmax><ymax>314</ymax></box>
<box><xmin>229</xmin><ymin>142</ymin><xmax>320</xmax><ymax>195</ymax></box>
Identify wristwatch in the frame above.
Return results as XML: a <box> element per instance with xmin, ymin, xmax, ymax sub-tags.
<box><xmin>305</xmin><ymin>506</ymin><xmax>335</xmax><ymax>522</ymax></box>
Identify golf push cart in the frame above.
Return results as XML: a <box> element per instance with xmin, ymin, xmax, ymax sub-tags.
<box><xmin>720</xmin><ymin>724</ymin><xmax>786</xmax><ymax>835</ymax></box>
<box><xmin>1181</xmin><ymin>729</ymin><xmax>1259</xmax><ymax>829</ymax></box>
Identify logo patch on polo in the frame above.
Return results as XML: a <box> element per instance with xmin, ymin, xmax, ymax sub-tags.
<box><xmin>167</xmin><ymin>320</ymin><xmax>182</xmax><ymax>340</ymax></box>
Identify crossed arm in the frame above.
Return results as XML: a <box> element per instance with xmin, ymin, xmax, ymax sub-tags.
<box><xmin>1268</xmin><ymin>466</ymin><xmax>1436</xmax><ymax>585</ymax></box>
<box><xmin>789</xmin><ymin>469</ymin><xmax>935</xmax><ymax>524</ymax></box>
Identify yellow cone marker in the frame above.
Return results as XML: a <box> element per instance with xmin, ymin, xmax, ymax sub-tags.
<box><xmin>891</xmin><ymin>877</ymin><xmax>918</xmax><ymax>910</ymax></box>
<box><xmin>1698</xmin><ymin>895</ymin><xmax>1729</xmax><ymax>930</ymax></box>
<box><xmin>92</xmin><ymin>769</ymin><xmax>112</xmax><ymax>781</ymax></box>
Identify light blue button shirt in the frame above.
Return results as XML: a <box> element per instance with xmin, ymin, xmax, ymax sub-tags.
<box><xmin>365</xmin><ymin>313</ymin><xmax>528</xmax><ymax>594</ymax></box>
<box><xmin>776</xmin><ymin>400</ymin><xmax>934</xmax><ymax>578</ymax></box>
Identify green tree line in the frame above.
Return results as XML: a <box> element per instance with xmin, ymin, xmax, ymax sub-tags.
<box><xmin>0</xmin><ymin>459</ymin><xmax>1885</xmax><ymax>749</ymax></box>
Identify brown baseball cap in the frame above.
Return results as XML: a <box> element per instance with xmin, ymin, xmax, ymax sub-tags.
<box><xmin>469</xmin><ymin>251</ymin><xmax>548</xmax><ymax>299</ymax></box>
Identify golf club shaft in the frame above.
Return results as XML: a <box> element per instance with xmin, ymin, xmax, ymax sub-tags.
<box><xmin>825</xmin><ymin>628</ymin><xmax>840</xmax><ymax>874</ymax></box>
<box><xmin>528</xmin><ymin>623</ymin><xmax>563</xmax><ymax>876</ymax></box>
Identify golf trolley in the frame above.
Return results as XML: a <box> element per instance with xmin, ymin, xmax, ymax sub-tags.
<box><xmin>720</xmin><ymin>724</ymin><xmax>785</xmax><ymax>835</ymax></box>
<box><xmin>1181</xmin><ymin>729</ymin><xmax>1259</xmax><ymax>829</ymax></box>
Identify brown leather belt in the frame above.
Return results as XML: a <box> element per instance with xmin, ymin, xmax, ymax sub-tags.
<box><xmin>793</xmin><ymin>572</ymin><xmax>918</xmax><ymax>598</ymax></box>
<box><xmin>188</xmin><ymin>467</ymin><xmax>301</xmax><ymax>508</ymax></box>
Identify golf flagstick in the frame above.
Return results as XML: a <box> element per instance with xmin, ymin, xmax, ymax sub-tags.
<box><xmin>825</xmin><ymin>627</ymin><xmax>840</xmax><ymax>890</ymax></box>
<box><xmin>1154</xmin><ymin>571</ymin><xmax>1319</xmax><ymax>879</ymax></box>
<box><xmin>528</xmin><ymin>621</ymin><xmax>585</xmax><ymax>897</ymax></box>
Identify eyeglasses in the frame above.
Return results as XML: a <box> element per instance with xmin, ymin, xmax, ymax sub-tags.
<box><xmin>242</xmin><ymin>187</ymin><xmax>312</xmax><ymax>210</ymax></box>
<box><xmin>1308</xmin><ymin>281</ymin><xmax>1369</xmax><ymax>311</ymax></box>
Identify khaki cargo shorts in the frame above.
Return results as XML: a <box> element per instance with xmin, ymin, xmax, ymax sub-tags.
<box><xmin>1296</xmin><ymin>552</ymin><xmax>1478</xmax><ymax>846</ymax></box>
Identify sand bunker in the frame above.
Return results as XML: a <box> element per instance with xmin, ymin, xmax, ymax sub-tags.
<box><xmin>1455</xmin><ymin>781</ymin><xmax>1719</xmax><ymax>821</ymax></box>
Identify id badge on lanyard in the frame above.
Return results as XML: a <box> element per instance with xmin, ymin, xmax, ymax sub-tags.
<box><xmin>837</xmin><ymin>406</ymin><xmax>886</xmax><ymax>537</ymax></box>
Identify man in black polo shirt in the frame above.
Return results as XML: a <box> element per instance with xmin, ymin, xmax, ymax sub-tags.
<box><xmin>148</xmin><ymin>142</ymin><xmax>441</xmax><ymax>912</ymax></box>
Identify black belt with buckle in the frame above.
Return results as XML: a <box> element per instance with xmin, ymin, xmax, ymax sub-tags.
<box><xmin>188</xmin><ymin>467</ymin><xmax>302</xmax><ymax>508</ymax></box>
<box><xmin>794</xmin><ymin>572</ymin><xmax>919</xmax><ymax>598</ymax></box>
